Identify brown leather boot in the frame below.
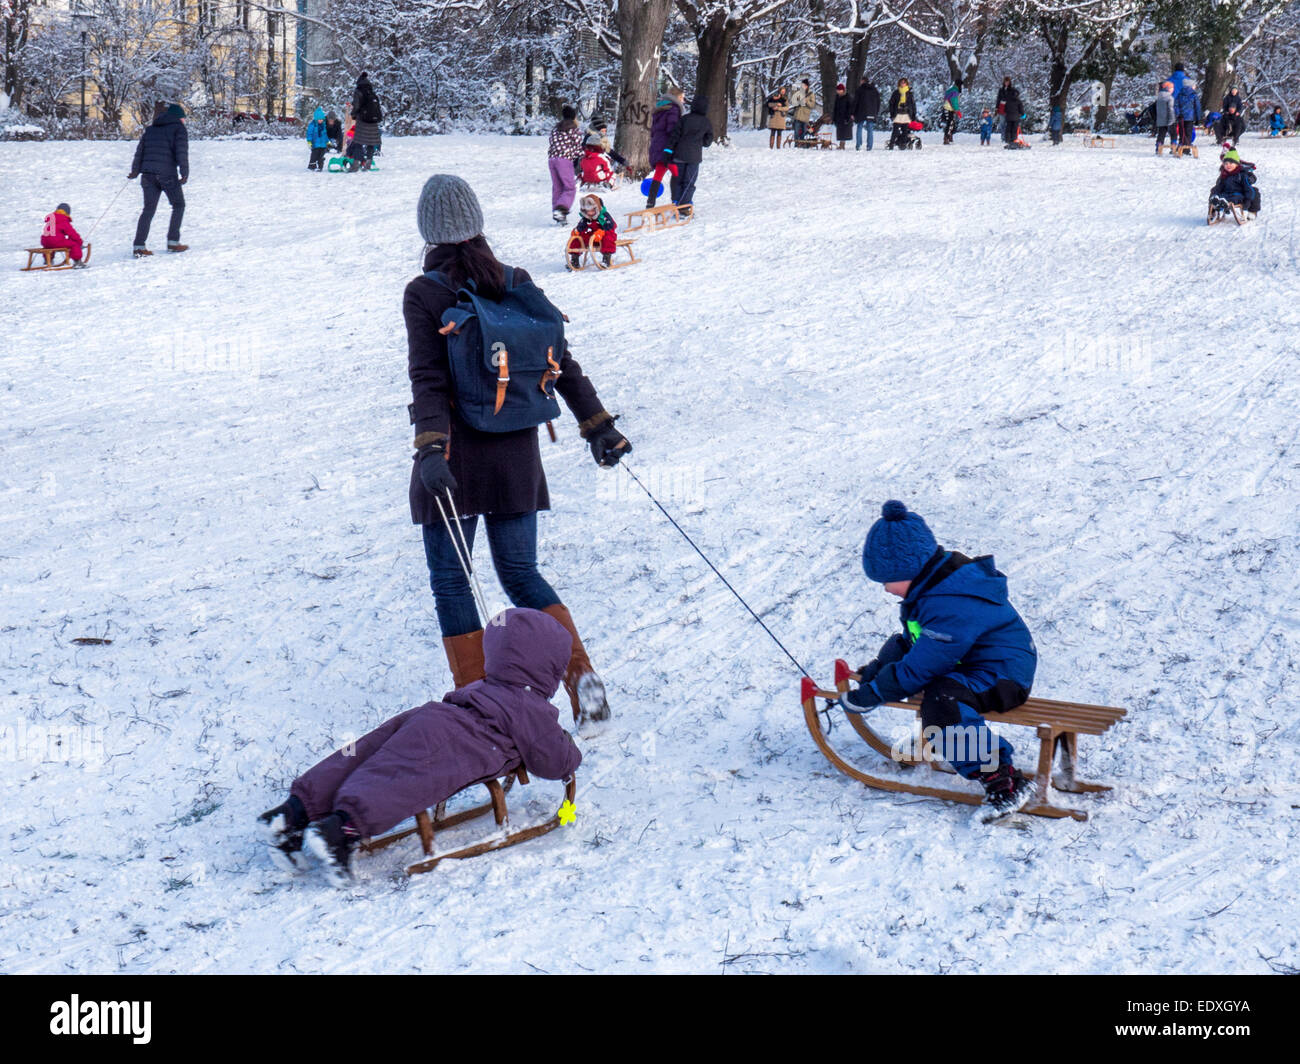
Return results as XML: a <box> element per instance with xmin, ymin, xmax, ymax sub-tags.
<box><xmin>541</xmin><ymin>603</ymin><xmax>610</xmax><ymax>723</ymax></box>
<box><xmin>441</xmin><ymin>629</ymin><xmax>485</xmax><ymax>689</ymax></box>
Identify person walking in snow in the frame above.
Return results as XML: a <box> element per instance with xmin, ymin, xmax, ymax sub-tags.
<box><xmin>664</xmin><ymin>94</ymin><xmax>713</xmax><ymax>217</ymax></box>
<box><xmin>887</xmin><ymin>77</ymin><xmax>917</xmax><ymax>150</ymax></box>
<box><xmin>1154</xmin><ymin>81</ymin><xmax>1177</xmax><ymax>153</ymax></box>
<box><xmin>404</xmin><ymin>175</ymin><xmax>631</xmax><ymax>723</ymax></box>
<box><xmin>1000</xmin><ymin>81</ymin><xmax>1024</xmax><ymax>147</ymax></box>
<box><xmin>836</xmin><ymin>500</ymin><xmax>1039</xmax><ymax>822</ymax></box>
<box><xmin>765</xmin><ymin>86</ymin><xmax>789</xmax><ymax>149</ymax></box>
<box><xmin>1175</xmin><ymin>79</ymin><xmax>1201</xmax><ymax>152</ymax></box>
<box><xmin>128</xmin><ymin>102</ymin><xmax>189</xmax><ymax>257</ymax></box>
<box><xmin>832</xmin><ymin>82</ymin><xmax>853</xmax><ymax>149</ymax></box>
<box><xmin>547</xmin><ymin>105</ymin><xmax>585</xmax><ymax>224</ymax></box>
<box><xmin>852</xmin><ymin>75</ymin><xmax>880</xmax><ymax>151</ymax></box>
<box><xmin>941</xmin><ymin>79</ymin><xmax>962</xmax><ymax>144</ymax></box>
<box><xmin>646</xmin><ymin>87</ymin><xmax>685</xmax><ymax>207</ymax></box>
<box><xmin>305</xmin><ymin>107</ymin><xmax>329</xmax><ymax>170</ymax></box>
<box><xmin>258</xmin><ymin>608</ymin><xmax>581</xmax><ymax>886</ymax></box>
<box><xmin>350</xmin><ymin>72</ymin><xmax>383</xmax><ymax>170</ymax></box>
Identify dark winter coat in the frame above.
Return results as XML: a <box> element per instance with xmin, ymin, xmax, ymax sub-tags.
<box><xmin>853</xmin><ymin>82</ymin><xmax>880</xmax><ymax>121</ymax></box>
<box><xmin>866</xmin><ymin>550</ymin><xmax>1038</xmax><ymax>703</ymax></box>
<box><xmin>1176</xmin><ymin>85</ymin><xmax>1201</xmax><ymax>122</ymax></box>
<box><xmin>1222</xmin><ymin>91</ymin><xmax>1245</xmax><ymax>117</ymax></box>
<box><xmin>352</xmin><ymin>75</ymin><xmax>382</xmax><ymax>123</ymax></box>
<box><xmin>1000</xmin><ymin>88</ymin><xmax>1023</xmax><ymax>121</ymax></box>
<box><xmin>649</xmin><ymin>97</ymin><xmax>683</xmax><ymax>163</ymax></box>
<box><xmin>888</xmin><ymin>88</ymin><xmax>917</xmax><ymax>122</ymax></box>
<box><xmin>325</xmin><ymin>115</ymin><xmax>344</xmax><ymax>151</ymax></box>
<box><xmin>130</xmin><ymin>110</ymin><xmax>189</xmax><ymax>181</ymax></box>
<box><xmin>996</xmin><ymin>83</ymin><xmax>1015</xmax><ymax>114</ymax></box>
<box><xmin>404</xmin><ymin>244</ymin><xmax>607</xmax><ymax>522</ymax></box>
<box><xmin>832</xmin><ymin>94</ymin><xmax>853</xmax><ymax>140</ymax></box>
<box><xmin>1212</xmin><ymin>165</ymin><xmax>1254</xmax><ymax>203</ymax></box>
<box><xmin>665</xmin><ymin>97</ymin><xmax>714</xmax><ymax>165</ymax></box>
<box><xmin>353</xmin><ymin>120</ymin><xmax>381</xmax><ymax>147</ymax></box>
<box><xmin>290</xmin><ymin>608</ymin><xmax>582</xmax><ymax>836</ymax></box>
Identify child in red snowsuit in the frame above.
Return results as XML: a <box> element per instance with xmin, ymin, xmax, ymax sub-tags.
<box><xmin>568</xmin><ymin>194</ymin><xmax>618</xmax><ymax>268</ymax></box>
<box><xmin>41</xmin><ymin>203</ymin><xmax>86</xmax><ymax>266</ymax></box>
<box><xmin>578</xmin><ymin>136</ymin><xmax>614</xmax><ymax>186</ymax></box>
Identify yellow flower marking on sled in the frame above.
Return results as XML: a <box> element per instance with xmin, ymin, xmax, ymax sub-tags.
<box><xmin>557</xmin><ymin>799</ymin><xmax>577</xmax><ymax>826</ymax></box>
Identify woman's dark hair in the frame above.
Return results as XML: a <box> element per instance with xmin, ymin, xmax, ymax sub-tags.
<box><xmin>431</xmin><ymin>235</ymin><xmax>506</xmax><ymax>301</ymax></box>
<box><xmin>561</xmin><ymin>105</ymin><xmax>576</xmax><ymax>121</ymax></box>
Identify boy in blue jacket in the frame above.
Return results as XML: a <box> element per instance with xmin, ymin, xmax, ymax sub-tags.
<box><xmin>306</xmin><ymin>107</ymin><xmax>329</xmax><ymax>171</ymax></box>
<box><xmin>978</xmin><ymin>109</ymin><xmax>993</xmax><ymax>145</ymax></box>
<box><xmin>839</xmin><ymin>500</ymin><xmax>1038</xmax><ymax>821</ymax></box>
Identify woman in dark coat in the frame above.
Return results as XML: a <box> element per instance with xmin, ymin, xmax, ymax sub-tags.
<box><xmin>832</xmin><ymin>83</ymin><xmax>853</xmax><ymax>148</ymax></box>
<box><xmin>350</xmin><ymin>72</ymin><xmax>383</xmax><ymax>169</ymax></box>
<box><xmin>404</xmin><ymin>175</ymin><xmax>631</xmax><ymax>723</ymax></box>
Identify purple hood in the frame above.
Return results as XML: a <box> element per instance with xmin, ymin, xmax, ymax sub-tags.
<box><xmin>482</xmin><ymin>607</ymin><xmax>572</xmax><ymax>699</ymax></box>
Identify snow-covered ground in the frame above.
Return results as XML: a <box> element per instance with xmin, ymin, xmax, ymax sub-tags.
<box><xmin>2</xmin><ymin>129</ymin><xmax>1298</xmax><ymax>974</ymax></box>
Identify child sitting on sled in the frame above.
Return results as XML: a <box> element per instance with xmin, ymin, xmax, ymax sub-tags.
<box><xmin>568</xmin><ymin>194</ymin><xmax>619</xmax><ymax>268</ymax></box>
<box><xmin>258</xmin><ymin>608</ymin><xmax>581</xmax><ymax>886</ymax></box>
<box><xmin>837</xmin><ymin>500</ymin><xmax>1038</xmax><ymax>821</ymax></box>
<box><xmin>587</xmin><ymin>119</ymin><xmax>628</xmax><ymax>171</ymax></box>
<box><xmin>578</xmin><ymin>134</ymin><xmax>615</xmax><ymax>187</ymax></box>
<box><xmin>40</xmin><ymin>202</ymin><xmax>87</xmax><ymax>268</ymax></box>
<box><xmin>1210</xmin><ymin>149</ymin><xmax>1260</xmax><ymax>217</ymax></box>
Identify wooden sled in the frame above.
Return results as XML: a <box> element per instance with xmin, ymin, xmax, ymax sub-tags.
<box><xmin>1208</xmin><ymin>199</ymin><xmax>1250</xmax><ymax>225</ymax></box>
<box><xmin>1086</xmin><ymin>135</ymin><xmax>1116</xmax><ymax>148</ymax></box>
<box><xmin>1173</xmin><ymin>143</ymin><xmax>1199</xmax><ymax>158</ymax></box>
<box><xmin>624</xmin><ymin>203</ymin><xmax>692</xmax><ymax>233</ymax></box>
<box><xmin>800</xmin><ymin>659</ymin><xmax>1126</xmax><ymax>821</ymax></box>
<box><xmin>564</xmin><ymin>232</ymin><xmax>638</xmax><ymax>271</ymax></box>
<box><xmin>23</xmin><ymin>243</ymin><xmax>91</xmax><ymax>271</ymax></box>
<box><xmin>360</xmin><ymin>767</ymin><xmax>577</xmax><ymax>875</ymax></box>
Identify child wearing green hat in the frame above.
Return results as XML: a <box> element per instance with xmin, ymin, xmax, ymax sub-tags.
<box><xmin>838</xmin><ymin>500</ymin><xmax>1038</xmax><ymax>821</ymax></box>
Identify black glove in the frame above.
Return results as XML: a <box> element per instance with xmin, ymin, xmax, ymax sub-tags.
<box><xmin>857</xmin><ymin>633</ymin><xmax>910</xmax><ymax>683</ymax></box>
<box><xmin>417</xmin><ymin>444</ymin><xmax>457</xmax><ymax>500</ymax></box>
<box><xmin>587</xmin><ymin>420</ymin><xmax>631</xmax><ymax>468</ymax></box>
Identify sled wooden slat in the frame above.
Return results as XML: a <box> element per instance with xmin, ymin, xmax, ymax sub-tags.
<box><xmin>23</xmin><ymin>243</ymin><xmax>91</xmax><ymax>271</ymax></box>
<box><xmin>360</xmin><ymin>768</ymin><xmax>576</xmax><ymax>875</ymax></box>
<box><xmin>1086</xmin><ymin>135</ymin><xmax>1116</xmax><ymax>148</ymax></box>
<box><xmin>800</xmin><ymin>660</ymin><xmax>1126</xmax><ymax>821</ymax></box>
<box><xmin>565</xmin><ymin>232</ymin><xmax>639</xmax><ymax>271</ymax></box>
<box><xmin>624</xmin><ymin>204</ymin><xmax>691</xmax><ymax>233</ymax></box>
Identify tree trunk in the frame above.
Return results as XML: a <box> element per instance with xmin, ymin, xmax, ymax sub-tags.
<box><xmin>614</xmin><ymin>0</ymin><xmax>674</xmax><ymax>177</ymax></box>
<box><xmin>692</xmin><ymin>13</ymin><xmax>741</xmax><ymax>143</ymax></box>
<box><xmin>847</xmin><ymin>32</ymin><xmax>871</xmax><ymax>94</ymax></box>
<box><xmin>808</xmin><ymin>0</ymin><xmax>838</xmax><ymax>121</ymax></box>
<box><xmin>1203</xmin><ymin>55</ymin><xmax>1230</xmax><ymax>117</ymax></box>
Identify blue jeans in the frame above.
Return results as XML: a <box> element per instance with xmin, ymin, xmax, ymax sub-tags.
<box><xmin>670</xmin><ymin>161</ymin><xmax>700</xmax><ymax>206</ymax></box>
<box><xmin>855</xmin><ymin>120</ymin><xmax>874</xmax><ymax>150</ymax></box>
<box><xmin>792</xmin><ymin>119</ymin><xmax>807</xmax><ymax>141</ymax></box>
<box><xmin>421</xmin><ymin>511</ymin><xmax>560</xmax><ymax>637</ymax></box>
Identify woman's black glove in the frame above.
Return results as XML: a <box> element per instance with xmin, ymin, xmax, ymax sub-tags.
<box><xmin>587</xmin><ymin>421</ymin><xmax>631</xmax><ymax>468</ymax></box>
<box><xmin>417</xmin><ymin>443</ymin><xmax>457</xmax><ymax>500</ymax></box>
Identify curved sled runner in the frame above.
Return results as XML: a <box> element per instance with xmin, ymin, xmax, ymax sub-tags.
<box><xmin>23</xmin><ymin>243</ymin><xmax>91</xmax><ymax>271</ymax></box>
<box><xmin>564</xmin><ymin>232</ymin><xmax>638</xmax><ymax>271</ymax></box>
<box><xmin>801</xmin><ymin>660</ymin><xmax>1125</xmax><ymax>821</ymax></box>
<box><xmin>360</xmin><ymin>767</ymin><xmax>576</xmax><ymax>875</ymax></box>
<box><xmin>624</xmin><ymin>204</ymin><xmax>693</xmax><ymax>233</ymax></box>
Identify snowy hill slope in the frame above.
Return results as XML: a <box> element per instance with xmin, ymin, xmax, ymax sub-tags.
<box><xmin>1</xmin><ymin>131</ymin><xmax>1297</xmax><ymax>973</ymax></box>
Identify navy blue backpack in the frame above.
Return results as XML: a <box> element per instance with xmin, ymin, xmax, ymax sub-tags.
<box><xmin>425</xmin><ymin>267</ymin><xmax>564</xmax><ymax>433</ymax></box>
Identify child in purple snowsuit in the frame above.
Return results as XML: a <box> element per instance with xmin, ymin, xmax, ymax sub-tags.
<box><xmin>259</xmin><ymin>608</ymin><xmax>582</xmax><ymax>885</ymax></box>
<box><xmin>548</xmin><ymin>106</ymin><xmax>586</xmax><ymax>225</ymax></box>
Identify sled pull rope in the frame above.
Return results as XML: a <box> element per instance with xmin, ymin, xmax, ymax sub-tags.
<box><xmin>83</xmin><ymin>180</ymin><xmax>132</xmax><ymax>241</ymax></box>
<box><xmin>434</xmin><ymin>494</ymin><xmax>493</xmax><ymax>622</ymax></box>
<box><xmin>622</xmin><ymin>462</ymin><xmax>810</xmax><ymax>679</ymax></box>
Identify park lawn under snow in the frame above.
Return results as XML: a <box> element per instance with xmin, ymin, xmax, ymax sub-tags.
<box><xmin>1</xmin><ymin>128</ymin><xmax>1298</xmax><ymax>974</ymax></box>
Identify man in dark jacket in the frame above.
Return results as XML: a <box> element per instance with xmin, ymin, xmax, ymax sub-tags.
<box><xmin>839</xmin><ymin>501</ymin><xmax>1039</xmax><ymax>822</ymax></box>
<box><xmin>1000</xmin><ymin>84</ymin><xmax>1024</xmax><ymax>146</ymax></box>
<box><xmin>259</xmin><ymin>607</ymin><xmax>583</xmax><ymax>885</ymax></box>
<box><xmin>129</xmin><ymin>103</ymin><xmax>189</xmax><ymax>256</ymax></box>
<box><xmin>664</xmin><ymin>95</ymin><xmax>713</xmax><ymax>216</ymax></box>
<box><xmin>852</xmin><ymin>75</ymin><xmax>880</xmax><ymax>150</ymax></box>
<box><xmin>1221</xmin><ymin>87</ymin><xmax>1246</xmax><ymax>142</ymax></box>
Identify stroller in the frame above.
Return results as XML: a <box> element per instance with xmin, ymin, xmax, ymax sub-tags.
<box><xmin>888</xmin><ymin>120</ymin><xmax>924</xmax><ymax>150</ymax></box>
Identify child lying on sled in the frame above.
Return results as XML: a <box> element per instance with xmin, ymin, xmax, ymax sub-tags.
<box><xmin>836</xmin><ymin>500</ymin><xmax>1039</xmax><ymax>821</ymax></box>
<box><xmin>259</xmin><ymin>607</ymin><xmax>581</xmax><ymax>886</ymax></box>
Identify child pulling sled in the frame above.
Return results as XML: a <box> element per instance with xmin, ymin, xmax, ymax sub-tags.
<box><xmin>258</xmin><ymin>608</ymin><xmax>581</xmax><ymax>886</ymax></box>
<box><xmin>836</xmin><ymin>501</ymin><xmax>1039</xmax><ymax>822</ymax></box>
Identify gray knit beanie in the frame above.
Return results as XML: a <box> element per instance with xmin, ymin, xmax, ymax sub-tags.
<box><xmin>416</xmin><ymin>174</ymin><xmax>484</xmax><ymax>245</ymax></box>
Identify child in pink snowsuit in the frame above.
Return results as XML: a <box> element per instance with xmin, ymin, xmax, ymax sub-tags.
<box><xmin>41</xmin><ymin>203</ymin><xmax>86</xmax><ymax>265</ymax></box>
